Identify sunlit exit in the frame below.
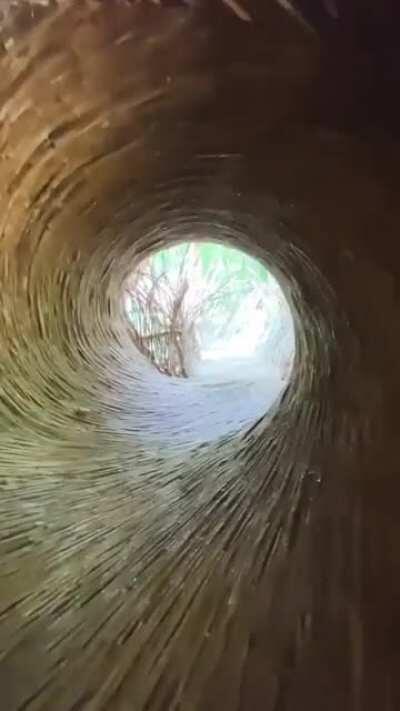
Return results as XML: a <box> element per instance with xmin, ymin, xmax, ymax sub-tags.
<box><xmin>124</xmin><ymin>242</ymin><xmax>295</xmax><ymax>384</ymax></box>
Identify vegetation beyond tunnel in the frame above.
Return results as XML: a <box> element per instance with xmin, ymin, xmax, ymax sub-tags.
<box><xmin>124</xmin><ymin>242</ymin><xmax>294</xmax><ymax>381</ymax></box>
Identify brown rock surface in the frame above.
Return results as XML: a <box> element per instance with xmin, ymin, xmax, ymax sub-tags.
<box><xmin>0</xmin><ymin>1</ymin><xmax>399</xmax><ymax>709</ymax></box>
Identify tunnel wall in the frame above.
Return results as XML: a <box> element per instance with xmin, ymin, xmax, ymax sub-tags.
<box><xmin>0</xmin><ymin>1</ymin><xmax>399</xmax><ymax>710</ymax></box>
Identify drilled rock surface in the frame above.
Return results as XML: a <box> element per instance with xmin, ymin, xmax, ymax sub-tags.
<box><xmin>0</xmin><ymin>1</ymin><xmax>399</xmax><ymax>709</ymax></box>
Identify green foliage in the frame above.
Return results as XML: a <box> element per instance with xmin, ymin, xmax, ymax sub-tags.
<box><xmin>125</xmin><ymin>242</ymin><xmax>271</xmax><ymax>376</ymax></box>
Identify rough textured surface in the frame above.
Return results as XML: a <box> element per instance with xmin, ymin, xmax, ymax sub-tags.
<box><xmin>0</xmin><ymin>1</ymin><xmax>399</xmax><ymax>709</ymax></box>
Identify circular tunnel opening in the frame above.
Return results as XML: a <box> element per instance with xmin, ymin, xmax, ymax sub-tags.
<box><xmin>124</xmin><ymin>241</ymin><xmax>295</xmax><ymax>382</ymax></box>
<box><xmin>119</xmin><ymin>241</ymin><xmax>296</xmax><ymax>444</ymax></box>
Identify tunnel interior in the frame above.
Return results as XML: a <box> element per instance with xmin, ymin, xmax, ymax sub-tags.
<box><xmin>1</xmin><ymin>1</ymin><xmax>400</xmax><ymax>710</ymax></box>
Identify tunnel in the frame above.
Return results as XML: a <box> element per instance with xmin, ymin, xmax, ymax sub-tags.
<box><xmin>1</xmin><ymin>1</ymin><xmax>400</xmax><ymax>709</ymax></box>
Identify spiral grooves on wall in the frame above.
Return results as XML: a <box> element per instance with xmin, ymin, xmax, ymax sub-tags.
<box><xmin>1</xmin><ymin>1</ymin><xmax>397</xmax><ymax>709</ymax></box>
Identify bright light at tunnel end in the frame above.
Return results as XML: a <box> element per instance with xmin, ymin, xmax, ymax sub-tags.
<box><xmin>122</xmin><ymin>241</ymin><xmax>295</xmax><ymax>390</ymax></box>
